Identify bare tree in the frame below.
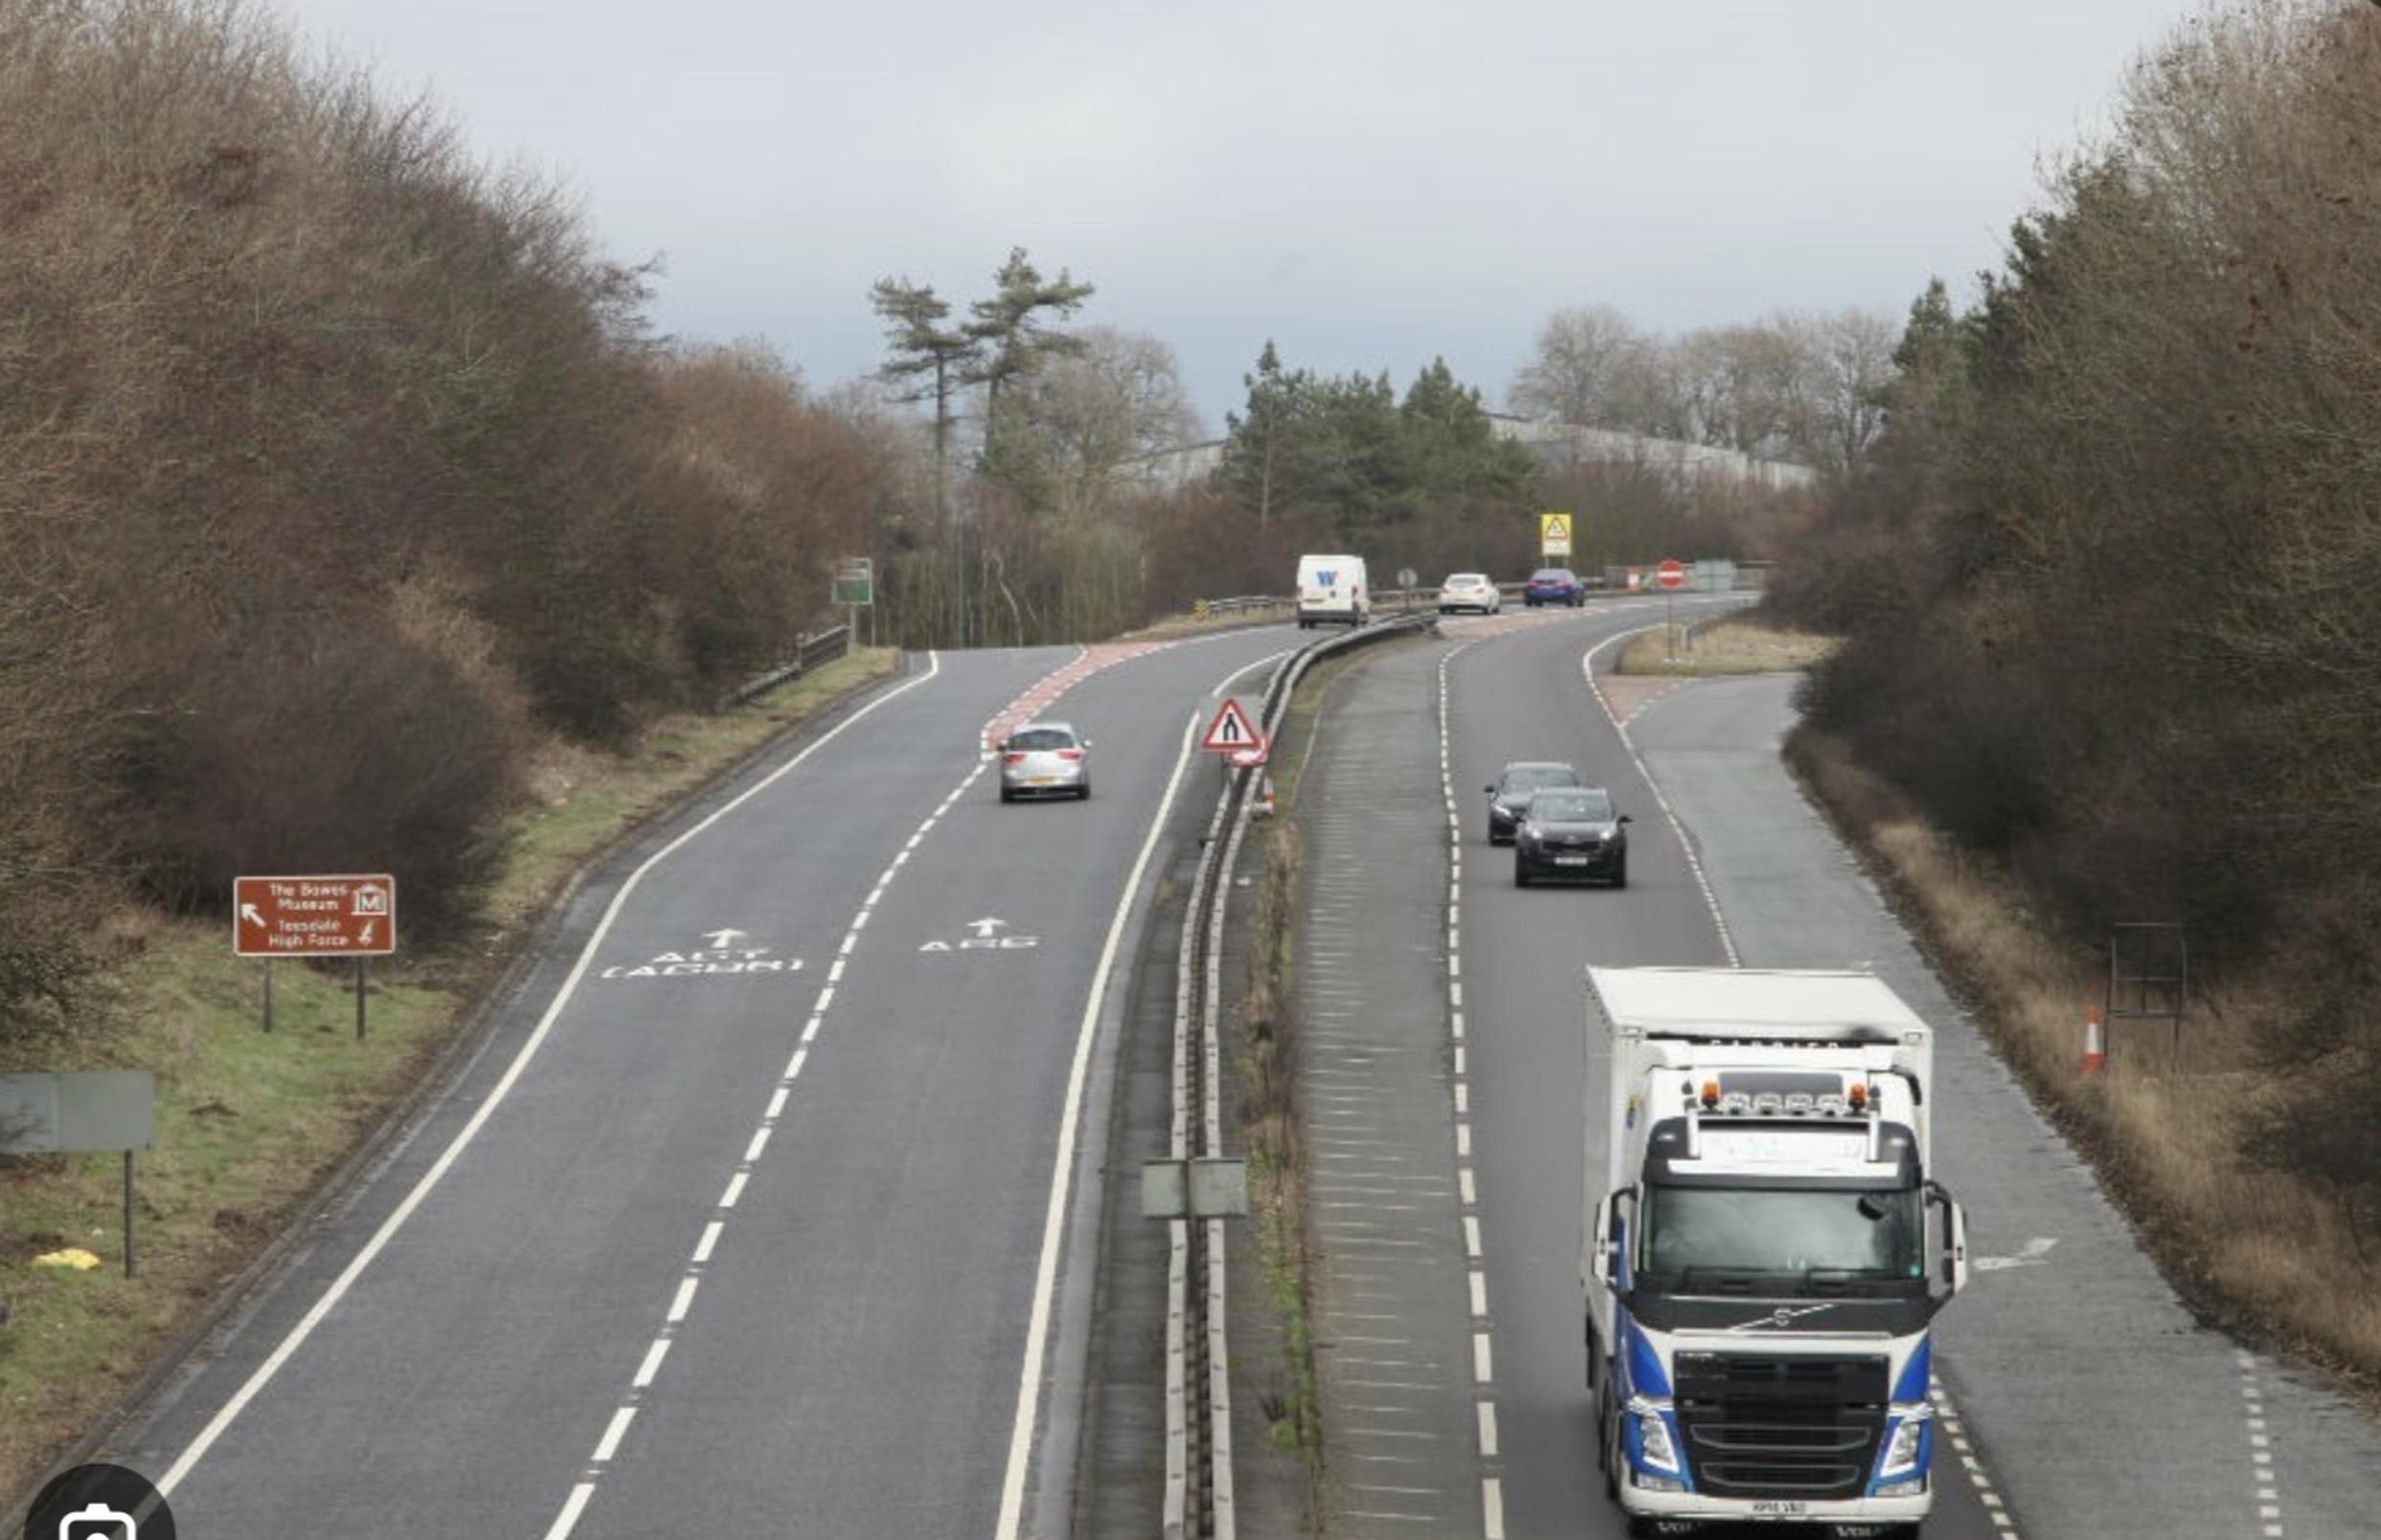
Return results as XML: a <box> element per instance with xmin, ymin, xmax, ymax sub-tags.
<box><xmin>1806</xmin><ymin>308</ymin><xmax>1899</xmax><ymax>473</ymax></box>
<box><xmin>1019</xmin><ymin>326</ymin><xmax>1203</xmax><ymax>521</ymax></box>
<box><xmin>1508</xmin><ymin>304</ymin><xmax>1649</xmax><ymax>425</ymax></box>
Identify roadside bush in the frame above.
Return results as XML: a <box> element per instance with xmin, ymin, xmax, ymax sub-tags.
<box><xmin>0</xmin><ymin>0</ymin><xmax>898</xmax><ymax>1015</ymax></box>
<box><xmin>112</xmin><ymin>597</ymin><xmax>519</xmax><ymax>943</ymax></box>
<box><xmin>1770</xmin><ymin>1</ymin><xmax>2381</xmax><ymax>1257</ymax></box>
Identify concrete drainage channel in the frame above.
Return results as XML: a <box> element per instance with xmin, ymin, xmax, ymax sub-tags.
<box><xmin>1164</xmin><ymin>613</ymin><xmax>1436</xmax><ymax>1540</ymax></box>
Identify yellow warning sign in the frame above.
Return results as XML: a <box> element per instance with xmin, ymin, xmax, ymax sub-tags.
<box><xmin>1539</xmin><ymin>511</ymin><xmax>1574</xmax><ymax>557</ymax></box>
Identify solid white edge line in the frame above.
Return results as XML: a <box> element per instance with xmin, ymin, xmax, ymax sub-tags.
<box><xmin>1580</xmin><ymin>623</ymin><xmax>1741</xmax><ymax>967</ymax></box>
<box><xmin>991</xmin><ymin>695</ymin><xmax>1211</xmax><ymax>1540</ymax></box>
<box><xmin>155</xmin><ymin>649</ymin><xmax>947</xmax><ymax>1499</ymax></box>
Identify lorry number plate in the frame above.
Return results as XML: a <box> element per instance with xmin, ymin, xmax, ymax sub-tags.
<box><xmin>1750</xmin><ymin>1501</ymin><xmax>1809</xmax><ymax>1515</ymax></box>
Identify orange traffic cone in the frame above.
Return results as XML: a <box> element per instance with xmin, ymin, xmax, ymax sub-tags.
<box><xmin>2081</xmin><ymin>1006</ymin><xmax>2106</xmax><ymax>1073</ymax></box>
<box><xmin>1254</xmin><ymin>774</ymin><xmax>1277</xmax><ymax>819</ymax></box>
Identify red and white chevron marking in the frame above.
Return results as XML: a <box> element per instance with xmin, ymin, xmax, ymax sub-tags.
<box><xmin>980</xmin><ymin>642</ymin><xmax>1178</xmax><ymax>756</ymax></box>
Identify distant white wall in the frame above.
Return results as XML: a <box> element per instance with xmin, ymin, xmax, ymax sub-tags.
<box><xmin>1485</xmin><ymin>415</ymin><xmax>1819</xmax><ymax>492</ymax></box>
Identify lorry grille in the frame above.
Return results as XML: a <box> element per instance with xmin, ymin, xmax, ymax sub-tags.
<box><xmin>1672</xmin><ymin>1351</ymin><xmax>1888</xmax><ymax>1500</ymax></box>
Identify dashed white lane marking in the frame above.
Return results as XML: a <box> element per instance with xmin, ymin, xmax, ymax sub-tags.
<box><xmin>1436</xmin><ymin>637</ymin><xmax>1503</xmax><ymax>1529</ymax></box>
<box><xmin>1580</xmin><ymin>624</ymin><xmax>1740</xmax><ymax>965</ymax></box>
<box><xmin>157</xmin><ymin>649</ymin><xmax>951</xmax><ymax>1502</ymax></box>
<box><xmin>1930</xmin><ymin>1372</ymin><xmax>2020</xmax><ymax>1538</ymax></box>
<box><xmin>591</xmin><ymin>1405</ymin><xmax>636</xmax><ymax>1462</ymax></box>
<box><xmin>2238</xmin><ymin>1349</ymin><xmax>2289</xmax><ymax>1537</ymax></box>
<box><xmin>631</xmin><ymin>1338</ymin><xmax>670</xmax><ymax>1389</ymax></box>
<box><xmin>542</xmin><ymin>1484</ymin><xmax>596</xmax><ymax>1540</ymax></box>
<box><xmin>667</xmin><ymin>1278</ymin><xmax>699</xmax><ymax>1324</ymax></box>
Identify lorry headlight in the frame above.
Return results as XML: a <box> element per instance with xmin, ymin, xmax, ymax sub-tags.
<box><xmin>1877</xmin><ymin>1404</ymin><xmax>1932</xmax><ymax>1481</ymax></box>
<box><xmin>1629</xmin><ymin>1400</ymin><xmax>1682</xmax><ymax>1475</ymax></box>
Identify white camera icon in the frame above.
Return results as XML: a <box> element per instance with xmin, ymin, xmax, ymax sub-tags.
<box><xmin>57</xmin><ymin>1502</ymin><xmax>135</xmax><ymax>1540</ymax></box>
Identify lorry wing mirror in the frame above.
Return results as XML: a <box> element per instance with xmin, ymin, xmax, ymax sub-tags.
<box><xmin>1589</xmin><ymin>1195</ymin><xmax>1615</xmax><ymax>1287</ymax></box>
<box><xmin>1608</xmin><ymin>1189</ymin><xmax>1638</xmax><ymax>1295</ymax></box>
<box><xmin>1926</xmin><ymin>1182</ymin><xmax>1968</xmax><ymax>1297</ymax></box>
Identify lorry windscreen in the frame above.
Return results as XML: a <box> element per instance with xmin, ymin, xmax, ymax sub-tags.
<box><xmin>1639</xmin><ymin>1184</ymin><xmax>1922</xmax><ymax>1286</ymax></box>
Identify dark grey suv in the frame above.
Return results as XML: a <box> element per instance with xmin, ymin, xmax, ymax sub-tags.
<box><xmin>1513</xmin><ymin>787</ymin><xmax>1630</xmax><ymax>887</ymax></box>
<box><xmin>1485</xmin><ymin>760</ymin><xmax>1581</xmax><ymax>844</ymax></box>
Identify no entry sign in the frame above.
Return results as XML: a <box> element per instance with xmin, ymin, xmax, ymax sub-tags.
<box><xmin>1657</xmin><ymin>558</ymin><xmax>1687</xmax><ymax>591</ymax></box>
<box><xmin>234</xmin><ymin>874</ymin><xmax>397</xmax><ymax>958</ymax></box>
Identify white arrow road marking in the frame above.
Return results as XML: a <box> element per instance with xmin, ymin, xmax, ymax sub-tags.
<box><xmin>239</xmin><ymin>903</ymin><xmax>265</xmax><ymax>928</ymax></box>
<box><xmin>966</xmin><ymin>917</ymin><xmax>1009</xmax><ymax>940</ymax></box>
<box><xmin>701</xmin><ymin>928</ymin><xmax>745</xmax><ymax>949</ymax></box>
<box><xmin>1973</xmin><ymin>1236</ymin><xmax>2059</xmax><ymax>1272</ymax></box>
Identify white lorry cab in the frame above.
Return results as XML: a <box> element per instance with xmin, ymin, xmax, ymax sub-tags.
<box><xmin>1295</xmin><ymin>554</ymin><xmax>1369</xmax><ymax>628</ymax></box>
<box><xmin>1582</xmin><ymin>966</ymin><xmax>1969</xmax><ymax>1537</ymax></box>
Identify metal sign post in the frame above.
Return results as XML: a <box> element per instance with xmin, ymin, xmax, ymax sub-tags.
<box><xmin>834</xmin><ymin>557</ymin><xmax>875</xmax><ymax>649</ymax></box>
<box><xmin>1</xmin><ymin>1072</ymin><xmax>156</xmax><ymax>1277</ymax></box>
<box><xmin>1657</xmin><ymin>557</ymin><xmax>1687</xmax><ymax>657</ymax></box>
<box><xmin>236</xmin><ymin>874</ymin><xmax>395</xmax><ymax>1043</ymax></box>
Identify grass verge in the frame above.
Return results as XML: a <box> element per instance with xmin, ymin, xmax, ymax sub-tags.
<box><xmin>0</xmin><ymin>646</ymin><xmax>899</xmax><ymax>1500</ymax></box>
<box><xmin>1618</xmin><ymin>619</ymin><xmax>1837</xmax><ymax>676</ymax></box>
<box><xmin>1230</xmin><ymin>645</ymin><xmax>1378</xmax><ymax>1473</ymax></box>
<box><xmin>1788</xmin><ymin>727</ymin><xmax>2381</xmax><ymax>1401</ymax></box>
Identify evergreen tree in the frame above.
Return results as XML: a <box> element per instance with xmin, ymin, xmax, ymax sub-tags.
<box><xmin>869</xmin><ymin>276</ymin><xmax>978</xmax><ymax>517</ymax></box>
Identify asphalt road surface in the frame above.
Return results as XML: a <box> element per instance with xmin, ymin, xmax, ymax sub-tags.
<box><xmin>1288</xmin><ymin>600</ymin><xmax>2380</xmax><ymax>1539</ymax></box>
<box><xmin>104</xmin><ymin>626</ymin><xmax>1299</xmax><ymax>1539</ymax></box>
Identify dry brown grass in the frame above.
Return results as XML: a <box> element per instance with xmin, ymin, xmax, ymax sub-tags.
<box><xmin>1792</xmin><ymin>729</ymin><xmax>2381</xmax><ymax>1393</ymax></box>
<box><xmin>1235</xmin><ymin>817</ymin><xmax>1322</xmax><ymax>1457</ymax></box>
<box><xmin>1618</xmin><ymin>620</ymin><xmax>1838</xmax><ymax>677</ymax></box>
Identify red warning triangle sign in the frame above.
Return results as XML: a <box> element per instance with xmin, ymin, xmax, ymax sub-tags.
<box><xmin>1202</xmin><ymin>697</ymin><xmax>1261</xmax><ymax>753</ymax></box>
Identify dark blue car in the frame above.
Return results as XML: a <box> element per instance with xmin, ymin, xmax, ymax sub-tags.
<box><xmin>1524</xmin><ymin>567</ymin><xmax>1585</xmax><ymax>606</ymax></box>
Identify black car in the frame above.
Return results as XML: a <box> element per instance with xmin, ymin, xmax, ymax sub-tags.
<box><xmin>1513</xmin><ymin>787</ymin><xmax>1630</xmax><ymax>887</ymax></box>
<box><xmin>1485</xmin><ymin>760</ymin><xmax>1581</xmax><ymax>844</ymax></box>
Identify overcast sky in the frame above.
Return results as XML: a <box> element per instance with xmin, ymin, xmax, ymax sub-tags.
<box><xmin>272</xmin><ymin>0</ymin><xmax>2215</xmax><ymax>429</ymax></box>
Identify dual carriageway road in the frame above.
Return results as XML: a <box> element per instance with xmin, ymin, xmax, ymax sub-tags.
<box><xmin>60</xmin><ymin>599</ymin><xmax>2381</xmax><ymax>1539</ymax></box>
<box><xmin>1292</xmin><ymin>600</ymin><xmax>2381</xmax><ymax>1539</ymax></box>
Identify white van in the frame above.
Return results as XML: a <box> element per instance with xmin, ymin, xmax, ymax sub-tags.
<box><xmin>1295</xmin><ymin>554</ymin><xmax>1370</xmax><ymax>628</ymax></box>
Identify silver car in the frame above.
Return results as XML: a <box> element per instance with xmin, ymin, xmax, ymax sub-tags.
<box><xmin>1438</xmin><ymin>572</ymin><xmax>1502</xmax><ymax>615</ymax></box>
<box><xmin>999</xmin><ymin>721</ymin><xmax>1091</xmax><ymax>802</ymax></box>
